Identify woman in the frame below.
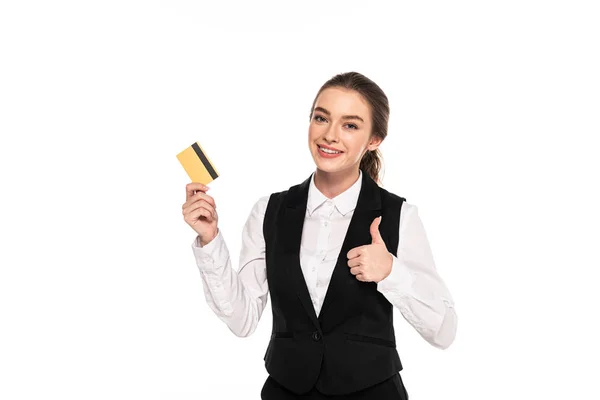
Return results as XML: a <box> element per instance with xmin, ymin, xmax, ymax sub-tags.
<box><xmin>182</xmin><ymin>72</ymin><xmax>457</xmax><ymax>399</ymax></box>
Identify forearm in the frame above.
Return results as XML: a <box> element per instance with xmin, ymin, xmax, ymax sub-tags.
<box><xmin>193</xmin><ymin>233</ymin><xmax>266</xmax><ymax>337</ymax></box>
<box><xmin>378</xmin><ymin>256</ymin><xmax>457</xmax><ymax>349</ymax></box>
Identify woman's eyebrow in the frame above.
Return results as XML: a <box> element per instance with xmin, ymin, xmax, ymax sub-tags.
<box><xmin>314</xmin><ymin>106</ymin><xmax>364</xmax><ymax>122</ymax></box>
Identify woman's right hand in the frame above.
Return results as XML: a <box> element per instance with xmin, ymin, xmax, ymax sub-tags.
<box><xmin>182</xmin><ymin>183</ymin><xmax>219</xmax><ymax>246</ymax></box>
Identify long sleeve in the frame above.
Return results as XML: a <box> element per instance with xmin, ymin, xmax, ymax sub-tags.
<box><xmin>191</xmin><ymin>195</ymin><xmax>271</xmax><ymax>337</ymax></box>
<box><xmin>376</xmin><ymin>203</ymin><xmax>458</xmax><ymax>349</ymax></box>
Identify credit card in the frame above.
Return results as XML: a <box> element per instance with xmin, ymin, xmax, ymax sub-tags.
<box><xmin>176</xmin><ymin>141</ymin><xmax>219</xmax><ymax>185</ymax></box>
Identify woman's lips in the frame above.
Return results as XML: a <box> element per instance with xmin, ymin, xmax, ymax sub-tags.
<box><xmin>317</xmin><ymin>145</ymin><xmax>343</xmax><ymax>158</ymax></box>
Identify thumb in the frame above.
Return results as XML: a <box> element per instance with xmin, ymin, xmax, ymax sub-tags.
<box><xmin>370</xmin><ymin>216</ymin><xmax>384</xmax><ymax>244</ymax></box>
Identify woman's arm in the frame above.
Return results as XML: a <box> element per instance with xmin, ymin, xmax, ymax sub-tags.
<box><xmin>377</xmin><ymin>203</ymin><xmax>458</xmax><ymax>349</ymax></box>
<box><xmin>191</xmin><ymin>195</ymin><xmax>270</xmax><ymax>337</ymax></box>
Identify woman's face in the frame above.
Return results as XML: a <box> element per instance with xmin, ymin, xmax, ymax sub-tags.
<box><xmin>308</xmin><ymin>87</ymin><xmax>381</xmax><ymax>175</ymax></box>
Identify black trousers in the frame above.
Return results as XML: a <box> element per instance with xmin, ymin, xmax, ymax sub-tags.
<box><xmin>261</xmin><ymin>373</ymin><xmax>409</xmax><ymax>400</ymax></box>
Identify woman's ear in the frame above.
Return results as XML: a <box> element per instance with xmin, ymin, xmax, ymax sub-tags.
<box><xmin>368</xmin><ymin>135</ymin><xmax>383</xmax><ymax>151</ymax></box>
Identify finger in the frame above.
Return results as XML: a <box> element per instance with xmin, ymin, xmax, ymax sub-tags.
<box><xmin>185</xmin><ymin>200</ymin><xmax>217</xmax><ymax>220</ymax></box>
<box><xmin>183</xmin><ymin>198</ymin><xmax>212</xmax><ymax>214</ymax></box>
<box><xmin>186</xmin><ymin>182</ymin><xmax>210</xmax><ymax>201</ymax></box>
<box><xmin>183</xmin><ymin>192</ymin><xmax>217</xmax><ymax>212</ymax></box>
<box><xmin>349</xmin><ymin>266</ymin><xmax>362</xmax><ymax>276</ymax></box>
<box><xmin>191</xmin><ymin>191</ymin><xmax>217</xmax><ymax>209</ymax></box>
<box><xmin>189</xmin><ymin>205</ymin><xmax>216</xmax><ymax>223</ymax></box>
<box><xmin>347</xmin><ymin>245</ymin><xmax>365</xmax><ymax>260</ymax></box>
<box><xmin>347</xmin><ymin>258</ymin><xmax>362</xmax><ymax>268</ymax></box>
<box><xmin>370</xmin><ymin>216</ymin><xmax>384</xmax><ymax>244</ymax></box>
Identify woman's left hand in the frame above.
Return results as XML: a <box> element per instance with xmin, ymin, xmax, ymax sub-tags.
<box><xmin>346</xmin><ymin>216</ymin><xmax>393</xmax><ymax>283</ymax></box>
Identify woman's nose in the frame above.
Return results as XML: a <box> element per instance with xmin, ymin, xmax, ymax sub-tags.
<box><xmin>323</xmin><ymin>126</ymin><xmax>340</xmax><ymax>142</ymax></box>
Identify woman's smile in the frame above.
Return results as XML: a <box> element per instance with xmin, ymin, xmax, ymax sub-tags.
<box><xmin>317</xmin><ymin>144</ymin><xmax>344</xmax><ymax>158</ymax></box>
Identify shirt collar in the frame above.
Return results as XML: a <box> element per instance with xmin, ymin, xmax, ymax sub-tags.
<box><xmin>307</xmin><ymin>169</ymin><xmax>363</xmax><ymax>217</ymax></box>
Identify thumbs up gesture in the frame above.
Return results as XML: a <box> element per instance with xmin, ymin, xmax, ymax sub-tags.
<box><xmin>346</xmin><ymin>216</ymin><xmax>393</xmax><ymax>283</ymax></box>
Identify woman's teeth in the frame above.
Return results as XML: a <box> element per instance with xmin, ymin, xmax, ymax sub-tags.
<box><xmin>319</xmin><ymin>146</ymin><xmax>341</xmax><ymax>154</ymax></box>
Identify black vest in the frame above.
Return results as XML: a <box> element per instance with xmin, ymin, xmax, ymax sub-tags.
<box><xmin>262</xmin><ymin>170</ymin><xmax>406</xmax><ymax>395</ymax></box>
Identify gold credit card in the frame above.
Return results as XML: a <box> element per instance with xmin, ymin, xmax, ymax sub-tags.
<box><xmin>176</xmin><ymin>141</ymin><xmax>219</xmax><ymax>185</ymax></box>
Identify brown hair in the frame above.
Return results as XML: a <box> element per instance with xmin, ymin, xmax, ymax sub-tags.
<box><xmin>309</xmin><ymin>71</ymin><xmax>390</xmax><ymax>185</ymax></box>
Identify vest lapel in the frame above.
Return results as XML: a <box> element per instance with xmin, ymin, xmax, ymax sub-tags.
<box><xmin>282</xmin><ymin>173</ymin><xmax>320</xmax><ymax>330</ymax></box>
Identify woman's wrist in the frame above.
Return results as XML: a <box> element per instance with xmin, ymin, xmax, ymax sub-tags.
<box><xmin>200</xmin><ymin>228</ymin><xmax>219</xmax><ymax>247</ymax></box>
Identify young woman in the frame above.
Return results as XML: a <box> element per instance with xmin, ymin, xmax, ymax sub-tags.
<box><xmin>182</xmin><ymin>72</ymin><xmax>457</xmax><ymax>399</ymax></box>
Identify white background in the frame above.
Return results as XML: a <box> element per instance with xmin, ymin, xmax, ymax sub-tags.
<box><xmin>1</xmin><ymin>1</ymin><xmax>599</xmax><ymax>399</ymax></box>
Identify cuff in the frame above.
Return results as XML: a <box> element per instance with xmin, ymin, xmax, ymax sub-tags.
<box><xmin>191</xmin><ymin>229</ymin><xmax>225</xmax><ymax>266</ymax></box>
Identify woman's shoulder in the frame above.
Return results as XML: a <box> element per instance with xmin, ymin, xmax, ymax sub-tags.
<box><xmin>379</xmin><ymin>185</ymin><xmax>409</xmax><ymax>205</ymax></box>
<box><xmin>379</xmin><ymin>185</ymin><xmax>418</xmax><ymax>215</ymax></box>
<box><xmin>248</xmin><ymin>194</ymin><xmax>271</xmax><ymax>217</ymax></box>
<box><xmin>400</xmin><ymin>200</ymin><xmax>418</xmax><ymax>215</ymax></box>
<box><xmin>251</xmin><ymin>189</ymin><xmax>289</xmax><ymax>216</ymax></box>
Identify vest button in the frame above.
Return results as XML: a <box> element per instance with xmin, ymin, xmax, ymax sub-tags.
<box><xmin>312</xmin><ymin>331</ymin><xmax>321</xmax><ymax>341</ymax></box>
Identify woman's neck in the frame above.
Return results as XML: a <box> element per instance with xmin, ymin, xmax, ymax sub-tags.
<box><xmin>313</xmin><ymin>168</ymin><xmax>360</xmax><ymax>199</ymax></box>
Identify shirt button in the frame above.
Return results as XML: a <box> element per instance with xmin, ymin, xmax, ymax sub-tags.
<box><xmin>323</xmin><ymin>221</ymin><xmax>328</xmax><ymax>227</ymax></box>
<box><xmin>312</xmin><ymin>331</ymin><xmax>321</xmax><ymax>341</ymax></box>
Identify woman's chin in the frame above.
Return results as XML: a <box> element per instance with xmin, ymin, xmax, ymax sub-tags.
<box><xmin>314</xmin><ymin>158</ymin><xmax>337</xmax><ymax>170</ymax></box>
<box><xmin>314</xmin><ymin>162</ymin><xmax>345</xmax><ymax>174</ymax></box>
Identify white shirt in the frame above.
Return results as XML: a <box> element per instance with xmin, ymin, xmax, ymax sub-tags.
<box><xmin>191</xmin><ymin>170</ymin><xmax>457</xmax><ymax>349</ymax></box>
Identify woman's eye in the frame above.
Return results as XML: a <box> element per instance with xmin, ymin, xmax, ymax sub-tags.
<box><xmin>314</xmin><ymin>115</ymin><xmax>326</xmax><ymax>122</ymax></box>
<box><xmin>345</xmin><ymin>124</ymin><xmax>358</xmax><ymax>130</ymax></box>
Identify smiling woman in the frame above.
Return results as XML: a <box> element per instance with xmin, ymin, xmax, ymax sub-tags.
<box><xmin>183</xmin><ymin>71</ymin><xmax>457</xmax><ymax>400</ymax></box>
